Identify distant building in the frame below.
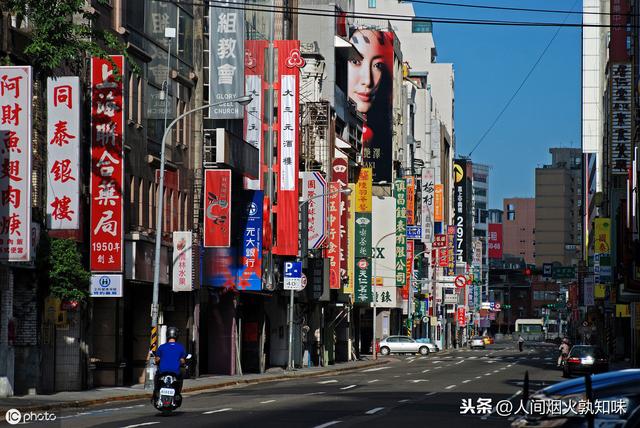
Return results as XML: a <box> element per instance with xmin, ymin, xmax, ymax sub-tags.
<box><xmin>535</xmin><ymin>148</ymin><xmax>582</xmax><ymax>267</ymax></box>
<box><xmin>503</xmin><ymin>198</ymin><xmax>536</xmax><ymax>266</ymax></box>
<box><xmin>487</xmin><ymin>209</ymin><xmax>503</xmax><ymax>224</ymax></box>
<box><xmin>472</xmin><ymin>163</ymin><xmax>490</xmax><ymax>279</ymax></box>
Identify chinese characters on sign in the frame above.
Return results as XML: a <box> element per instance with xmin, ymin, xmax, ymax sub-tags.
<box><xmin>273</xmin><ymin>41</ymin><xmax>302</xmax><ymax>257</ymax></box>
<box><xmin>333</xmin><ymin>157</ymin><xmax>350</xmax><ymax>285</ymax></box>
<box><xmin>238</xmin><ymin>190</ymin><xmax>263</xmax><ymax>291</ymax></box>
<box><xmin>90</xmin><ymin>57</ymin><xmax>123</xmax><ymax>271</ymax></box>
<box><xmin>327</xmin><ymin>182</ymin><xmax>342</xmax><ymax>289</ymax></box>
<box><xmin>47</xmin><ymin>77</ymin><xmax>80</xmax><ymax>230</ymax></box>
<box><xmin>302</xmin><ymin>172</ymin><xmax>327</xmax><ymax>249</ymax></box>
<box><xmin>210</xmin><ymin>1</ymin><xmax>245</xmax><ymax>119</ymax></box>
<box><xmin>610</xmin><ymin>63</ymin><xmax>632</xmax><ymax>175</ymax></box>
<box><xmin>421</xmin><ymin>168</ymin><xmax>434</xmax><ymax>243</ymax></box>
<box><xmin>204</xmin><ymin>169</ymin><xmax>232</xmax><ymax>247</ymax></box>
<box><xmin>172</xmin><ymin>231</ymin><xmax>193</xmax><ymax>292</ymax></box>
<box><xmin>355</xmin><ymin>212</ymin><xmax>372</xmax><ymax>303</ymax></box>
<box><xmin>0</xmin><ymin>66</ymin><xmax>32</xmax><ymax>261</ymax></box>
<box><xmin>355</xmin><ymin>168</ymin><xmax>372</xmax><ymax>212</ymax></box>
<box><xmin>488</xmin><ymin>223</ymin><xmax>503</xmax><ymax>259</ymax></box>
<box><xmin>434</xmin><ymin>184</ymin><xmax>443</xmax><ymax>222</ymax></box>
<box><xmin>345</xmin><ymin>183</ymin><xmax>356</xmax><ymax>295</ymax></box>
<box><xmin>395</xmin><ymin>179</ymin><xmax>407</xmax><ymax>288</ymax></box>
<box><xmin>406</xmin><ymin>176</ymin><xmax>415</xmax><ymax>225</ymax></box>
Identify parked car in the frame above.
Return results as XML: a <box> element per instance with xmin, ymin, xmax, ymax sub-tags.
<box><xmin>379</xmin><ymin>336</ymin><xmax>431</xmax><ymax>356</ymax></box>
<box><xmin>511</xmin><ymin>369</ymin><xmax>640</xmax><ymax>427</ymax></box>
<box><xmin>562</xmin><ymin>345</ymin><xmax>609</xmax><ymax>378</ymax></box>
<box><xmin>470</xmin><ymin>336</ymin><xmax>486</xmax><ymax>349</ymax></box>
<box><xmin>415</xmin><ymin>338</ymin><xmax>440</xmax><ymax>352</ymax></box>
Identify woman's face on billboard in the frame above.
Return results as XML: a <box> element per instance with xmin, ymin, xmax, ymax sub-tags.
<box><xmin>348</xmin><ymin>29</ymin><xmax>387</xmax><ymax>114</ymax></box>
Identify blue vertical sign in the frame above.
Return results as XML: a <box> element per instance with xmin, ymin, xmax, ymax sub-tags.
<box><xmin>237</xmin><ymin>190</ymin><xmax>263</xmax><ymax>290</ymax></box>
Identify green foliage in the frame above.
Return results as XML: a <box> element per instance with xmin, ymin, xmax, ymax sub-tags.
<box><xmin>44</xmin><ymin>238</ymin><xmax>91</xmax><ymax>303</ymax></box>
<box><xmin>4</xmin><ymin>0</ymin><xmax>139</xmax><ymax>76</ymax></box>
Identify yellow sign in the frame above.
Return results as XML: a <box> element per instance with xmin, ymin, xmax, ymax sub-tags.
<box><xmin>594</xmin><ymin>218</ymin><xmax>611</xmax><ymax>254</ymax></box>
<box><xmin>616</xmin><ymin>304</ymin><xmax>630</xmax><ymax>318</ymax></box>
<box><xmin>453</xmin><ymin>163</ymin><xmax>464</xmax><ymax>184</ymax></box>
<box><xmin>345</xmin><ymin>183</ymin><xmax>355</xmax><ymax>295</ymax></box>
<box><xmin>434</xmin><ymin>184</ymin><xmax>443</xmax><ymax>222</ymax></box>
<box><xmin>355</xmin><ymin>168</ymin><xmax>372</xmax><ymax>212</ymax></box>
<box><xmin>594</xmin><ymin>284</ymin><xmax>606</xmax><ymax>299</ymax></box>
<box><xmin>44</xmin><ymin>296</ymin><xmax>61</xmax><ymax>324</ymax></box>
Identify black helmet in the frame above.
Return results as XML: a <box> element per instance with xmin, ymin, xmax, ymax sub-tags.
<box><xmin>167</xmin><ymin>327</ymin><xmax>179</xmax><ymax>340</ymax></box>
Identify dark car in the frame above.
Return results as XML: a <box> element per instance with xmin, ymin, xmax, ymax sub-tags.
<box><xmin>563</xmin><ymin>345</ymin><xmax>609</xmax><ymax>378</ymax></box>
<box><xmin>511</xmin><ymin>369</ymin><xmax>640</xmax><ymax>427</ymax></box>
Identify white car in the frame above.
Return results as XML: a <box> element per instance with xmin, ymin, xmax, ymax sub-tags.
<box><xmin>379</xmin><ymin>336</ymin><xmax>431</xmax><ymax>356</ymax></box>
<box><xmin>470</xmin><ymin>336</ymin><xmax>486</xmax><ymax>349</ymax></box>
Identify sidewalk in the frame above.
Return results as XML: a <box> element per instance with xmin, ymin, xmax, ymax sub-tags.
<box><xmin>0</xmin><ymin>358</ymin><xmax>387</xmax><ymax>414</ymax></box>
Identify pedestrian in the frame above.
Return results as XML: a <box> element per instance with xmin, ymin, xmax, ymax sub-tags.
<box><xmin>557</xmin><ymin>338</ymin><xmax>570</xmax><ymax>367</ymax></box>
<box><xmin>518</xmin><ymin>334</ymin><xmax>525</xmax><ymax>352</ymax></box>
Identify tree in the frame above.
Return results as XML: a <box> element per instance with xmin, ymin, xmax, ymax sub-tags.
<box><xmin>2</xmin><ymin>0</ymin><xmax>136</xmax><ymax>76</ymax></box>
<box><xmin>44</xmin><ymin>238</ymin><xmax>91</xmax><ymax>303</ymax></box>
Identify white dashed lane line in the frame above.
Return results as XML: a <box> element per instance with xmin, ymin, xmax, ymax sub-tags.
<box><xmin>365</xmin><ymin>407</ymin><xmax>385</xmax><ymax>415</ymax></box>
<box><xmin>340</xmin><ymin>384</ymin><xmax>357</xmax><ymax>390</ymax></box>
<box><xmin>203</xmin><ymin>408</ymin><xmax>232</xmax><ymax>415</ymax></box>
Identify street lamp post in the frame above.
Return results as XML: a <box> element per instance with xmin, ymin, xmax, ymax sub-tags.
<box><xmin>372</xmin><ymin>231</ymin><xmax>395</xmax><ymax>360</ymax></box>
<box><xmin>146</xmin><ymin>95</ymin><xmax>253</xmax><ymax>387</ymax></box>
<box><xmin>290</xmin><ymin>187</ymin><xmax>352</xmax><ymax>370</ymax></box>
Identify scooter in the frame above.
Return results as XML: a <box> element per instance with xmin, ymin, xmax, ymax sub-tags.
<box><xmin>151</xmin><ymin>353</ymin><xmax>192</xmax><ymax>414</ymax></box>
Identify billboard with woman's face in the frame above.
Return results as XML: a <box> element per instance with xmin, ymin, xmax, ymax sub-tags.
<box><xmin>348</xmin><ymin>28</ymin><xmax>394</xmax><ymax>182</ymax></box>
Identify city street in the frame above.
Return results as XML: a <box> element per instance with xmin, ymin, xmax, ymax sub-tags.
<box><xmin>31</xmin><ymin>343</ymin><xmax>562</xmax><ymax>428</ymax></box>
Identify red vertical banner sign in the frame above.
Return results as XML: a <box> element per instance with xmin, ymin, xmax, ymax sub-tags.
<box><xmin>457</xmin><ymin>307</ymin><xmax>466</xmax><ymax>326</ymax></box>
<box><xmin>332</xmin><ymin>157</ymin><xmax>349</xmax><ymax>284</ymax></box>
<box><xmin>406</xmin><ymin>177</ymin><xmax>415</xmax><ymax>226</ymax></box>
<box><xmin>204</xmin><ymin>169</ymin><xmax>232</xmax><ymax>247</ymax></box>
<box><xmin>327</xmin><ymin>182</ymin><xmax>341</xmax><ymax>289</ymax></box>
<box><xmin>90</xmin><ymin>56</ymin><xmax>124</xmax><ymax>272</ymax></box>
<box><xmin>405</xmin><ymin>239</ymin><xmax>414</xmax><ymax>295</ymax></box>
<box><xmin>244</xmin><ymin>40</ymin><xmax>267</xmax><ymax>187</ymax></box>
<box><xmin>273</xmin><ymin>40</ymin><xmax>303</xmax><ymax>256</ymax></box>
<box><xmin>610</xmin><ymin>0</ymin><xmax>630</xmax><ymax>61</ymax></box>
<box><xmin>488</xmin><ymin>223</ymin><xmax>503</xmax><ymax>259</ymax></box>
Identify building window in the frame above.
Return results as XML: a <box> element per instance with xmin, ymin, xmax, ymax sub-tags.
<box><xmin>368</xmin><ymin>0</ymin><xmax>376</xmax><ymax>8</ymax></box>
<box><xmin>411</xmin><ymin>19</ymin><xmax>432</xmax><ymax>33</ymax></box>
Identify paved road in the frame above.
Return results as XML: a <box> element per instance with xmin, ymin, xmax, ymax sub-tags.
<box><xmin>22</xmin><ymin>343</ymin><xmax>564</xmax><ymax>428</ymax></box>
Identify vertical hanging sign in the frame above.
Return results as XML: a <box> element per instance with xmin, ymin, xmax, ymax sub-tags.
<box><xmin>395</xmin><ymin>179</ymin><xmax>407</xmax><ymax>288</ymax></box>
<box><xmin>610</xmin><ymin>63</ymin><xmax>632</xmax><ymax>175</ymax></box>
<box><xmin>47</xmin><ymin>77</ymin><xmax>80</xmax><ymax>230</ymax></box>
<box><xmin>172</xmin><ymin>231</ymin><xmax>193</xmax><ymax>292</ymax></box>
<box><xmin>238</xmin><ymin>190</ymin><xmax>263</xmax><ymax>291</ymax></box>
<box><xmin>327</xmin><ymin>182</ymin><xmax>342</xmax><ymax>289</ymax></box>
<box><xmin>434</xmin><ymin>184</ymin><xmax>443</xmax><ymax>223</ymax></box>
<box><xmin>0</xmin><ymin>66</ymin><xmax>32</xmax><ymax>261</ymax></box>
<box><xmin>354</xmin><ymin>168</ymin><xmax>372</xmax><ymax>303</ymax></box>
<box><xmin>204</xmin><ymin>169</ymin><xmax>232</xmax><ymax>247</ymax></box>
<box><xmin>345</xmin><ymin>183</ymin><xmax>356</xmax><ymax>295</ymax></box>
<box><xmin>90</xmin><ymin>56</ymin><xmax>124</xmax><ymax>272</ymax></box>
<box><xmin>301</xmin><ymin>172</ymin><xmax>327</xmax><ymax>249</ymax></box>
<box><xmin>210</xmin><ymin>0</ymin><xmax>245</xmax><ymax>119</ymax></box>
<box><xmin>421</xmin><ymin>168</ymin><xmax>434</xmax><ymax>243</ymax></box>
<box><xmin>406</xmin><ymin>176</ymin><xmax>415</xmax><ymax>225</ymax></box>
<box><xmin>274</xmin><ymin>41</ymin><xmax>303</xmax><ymax>256</ymax></box>
<box><xmin>333</xmin><ymin>157</ymin><xmax>349</xmax><ymax>284</ymax></box>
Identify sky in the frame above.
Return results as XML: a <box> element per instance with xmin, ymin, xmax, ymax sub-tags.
<box><xmin>412</xmin><ymin>0</ymin><xmax>582</xmax><ymax>210</ymax></box>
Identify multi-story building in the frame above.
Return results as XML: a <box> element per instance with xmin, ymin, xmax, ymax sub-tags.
<box><xmin>535</xmin><ymin>148</ymin><xmax>582</xmax><ymax>267</ymax></box>
<box><xmin>503</xmin><ymin>198</ymin><xmax>535</xmax><ymax>266</ymax></box>
<box><xmin>472</xmin><ymin>163</ymin><xmax>490</xmax><ymax>278</ymax></box>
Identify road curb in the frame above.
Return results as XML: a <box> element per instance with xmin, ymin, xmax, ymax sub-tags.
<box><xmin>0</xmin><ymin>359</ymin><xmax>388</xmax><ymax>414</ymax></box>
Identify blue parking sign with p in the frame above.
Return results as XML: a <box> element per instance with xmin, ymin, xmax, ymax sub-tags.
<box><xmin>284</xmin><ymin>261</ymin><xmax>302</xmax><ymax>279</ymax></box>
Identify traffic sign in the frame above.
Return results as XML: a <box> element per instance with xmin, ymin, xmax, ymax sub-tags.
<box><xmin>454</xmin><ymin>275</ymin><xmax>466</xmax><ymax>289</ymax></box>
<box><xmin>283</xmin><ymin>261</ymin><xmax>303</xmax><ymax>290</ymax></box>
<box><xmin>494</xmin><ymin>303</ymin><xmax>501</xmax><ymax>311</ymax></box>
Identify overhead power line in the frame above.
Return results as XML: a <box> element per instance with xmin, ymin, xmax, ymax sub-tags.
<box><xmin>405</xmin><ymin>0</ymin><xmax>621</xmax><ymax>18</ymax></box>
<box><xmin>159</xmin><ymin>0</ymin><xmax>633</xmax><ymax>28</ymax></box>
<box><xmin>467</xmin><ymin>0</ymin><xmax>579</xmax><ymax>156</ymax></box>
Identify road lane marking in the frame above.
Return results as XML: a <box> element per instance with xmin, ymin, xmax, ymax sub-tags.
<box><xmin>410</xmin><ymin>379</ymin><xmax>428</xmax><ymax>383</ymax></box>
<box><xmin>319</xmin><ymin>379</ymin><xmax>338</xmax><ymax>384</ymax></box>
<box><xmin>422</xmin><ymin>369</ymin><xmax>430</xmax><ymax>373</ymax></box>
<box><xmin>425</xmin><ymin>391</ymin><xmax>438</xmax><ymax>397</ymax></box>
<box><xmin>398</xmin><ymin>399</ymin><xmax>411</xmax><ymax>403</ymax></box>
<box><xmin>340</xmin><ymin>384</ymin><xmax>357</xmax><ymax>390</ymax></box>
<box><xmin>260</xmin><ymin>399</ymin><xmax>276</xmax><ymax>404</ymax></box>
<box><xmin>120</xmin><ymin>423</ymin><xmax>160</xmax><ymax>428</ymax></box>
<box><xmin>313</xmin><ymin>421</ymin><xmax>342</xmax><ymax>428</ymax></box>
<box><xmin>484</xmin><ymin>373</ymin><xmax>491</xmax><ymax>376</ymax></box>
<box><xmin>365</xmin><ymin>407</ymin><xmax>384</xmax><ymax>415</ymax></box>
<box><xmin>462</xmin><ymin>380</ymin><xmax>471</xmax><ymax>384</ymax></box>
<box><xmin>493</xmin><ymin>370</ymin><xmax>500</xmax><ymax>373</ymax></box>
<box><xmin>445</xmin><ymin>385</ymin><xmax>456</xmax><ymax>390</ymax></box>
<box><xmin>362</xmin><ymin>366</ymin><xmax>391</xmax><ymax>372</ymax></box>
<box><xmin>475</xmin><ymin>376</ymin><xmax>482</xmax><ymax>379</ymax></box>
<box><xmin>305</xmin><ymin>392</ymin><xmax>327</xmax><ymax>395</ymax></box>
<box><xmin>456</xmin><ymin>360</ymin><xmax>464</xmax><ymax>365</ymax></box>
<box><xmin>434</xmin><ymin>366</ymin><xmax>443</xmax><ymax>369</ymax></box>
<box><xmin>368</xmin><ymin>379</ymin><xmax>379</xmax><ymax>383</ymax></box>
<box><xmin>203</xmin><ymin>408</ymin><xmax>232</xmax><ymax>414</ymax></box>
<box><xmin>432</xmin><ymin>360</ymin><xmax>442</xmax><ymax>364</ymax></box>
<box><xmin>420</xmin><ymin>356</ymin><xmax>427</xmax><ymax>360</ymax></box>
